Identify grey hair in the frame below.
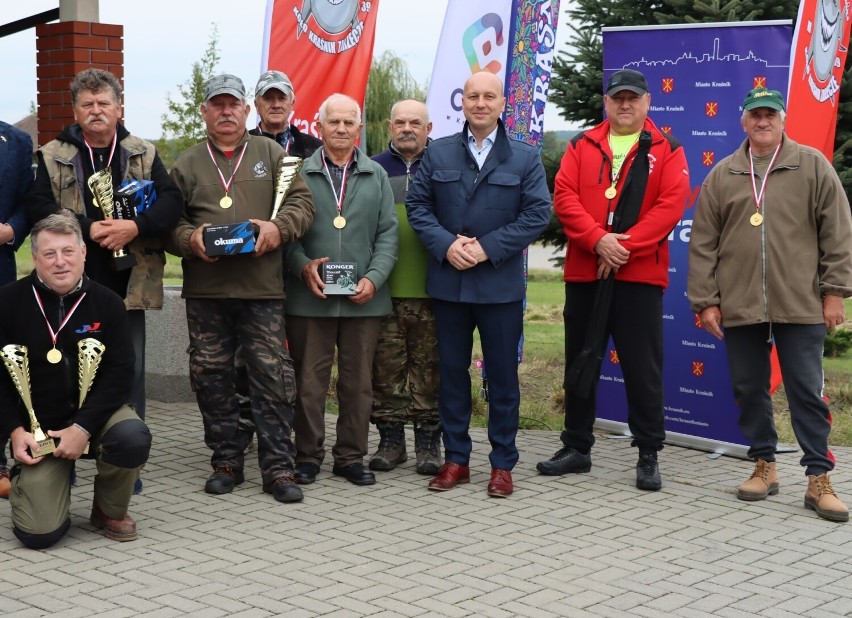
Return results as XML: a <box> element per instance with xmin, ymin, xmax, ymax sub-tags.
<box><xmin>70</xmin><ymin>68</ymin><xmax>122</xmax><ymax>106</ymax></box>
<box><xmin>319</xmin><ymin>93</ymin><xmax>361</xmax><ymax>124</ymax></box>
<box><xmin>31</xmin><ymin>210</ymin><xmax>84</xmax><ymax>254</ymax></box>
<box><xmin>741</xmin><ymin>109</ymin><xmax>786</xmax><ymax>123</ymax></box>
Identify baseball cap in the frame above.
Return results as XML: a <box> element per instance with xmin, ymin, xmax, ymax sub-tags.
<box><xmin>255</xmin><ymin>70</ymin><xmax>294</xmax><ymax>97</ymax></box>
<box><xmin>742</xmin><ymin>87</ymin><xmax>785</xmax><ymax>112</ymax></box>
<box><xmin>606</xmin><ymin>69</ymin><xmax>649</xmax><ymax>96</ymax></box>
<box><xmin>204</xmin><ymin>74</ymin><xmax>246</xmax><ymax>101</ymax></box>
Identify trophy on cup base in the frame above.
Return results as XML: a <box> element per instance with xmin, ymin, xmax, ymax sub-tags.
<box><xmin>1</xmin><ymin>344</ymin><xmax>56</xmax><ymax>457</ymax></box>
<box><xmin>88</xmin><ymin>169</ymin><xmax>137</xmax><ymax>271</ymax></box>
<box><xmin>78</xmin><ymin>338</ymin><xmax>105</xmax><ymax>409</ymax></box>
<box><xmin>270</xmin><ymin>156</ymin><xmax>304</xmax><ymax>219</ymax></box>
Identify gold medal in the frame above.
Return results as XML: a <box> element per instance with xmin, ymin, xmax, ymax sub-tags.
<box><xmin>220</xmin><ymin>195</ymin><xmax>233</xmax><ymax>209</ymax></box>
<box><xmin>333</xmin><ymin>216</ymin><xmax>347</xmax><ymax>229</ymax></box>
<box><xmin>605</xmin><ymin>187</ymin><xmax>617</xmax><ymax>200</ymax></box>
<box><xmin>750</xmin><ymin>212</ymin><xmax>763</xmax><ymax>227</ymax></box>
<box><xmin>47</xmin><ymin>348</ymin><xmax>62</xmax><ymax>364</ymax></box>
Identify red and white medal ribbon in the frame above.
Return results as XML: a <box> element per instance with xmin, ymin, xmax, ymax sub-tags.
<box><xmin>32</xmin><ymin>286</ymin><xmax>87</xmax><ymax>363</ymax></box>
<box><xmin>207</xmin><ymin>141</ymin><xmax>249</xmax><ymax>207</ymax></box>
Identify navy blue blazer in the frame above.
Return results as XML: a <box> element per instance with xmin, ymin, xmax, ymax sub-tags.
<box><xmin>405</xmin><ymin>120</ymin><xmax>551</xmax><ymax>304</ymax></box>
<box><xmin>0</xmin><ymin>121</ymin><xmax>33</xmax><ymax>284</ymax></box>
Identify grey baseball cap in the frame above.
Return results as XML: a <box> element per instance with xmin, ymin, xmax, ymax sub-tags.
<box><xmin>204</xmin><ymin>74</ymin><xmax>246</xmax><ymax>101</ymax></box>
<box><xmin>255</xmin><ymin>70</ymin><xmax>294</xmax><ymax>97</ymax></box>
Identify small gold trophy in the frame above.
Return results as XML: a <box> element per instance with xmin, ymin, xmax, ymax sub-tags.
<box><xmin>270</xmin><ymin>156</ymin><xmax>305</xmax><ymax>219</ymax></box>
<box><xmin>0</xmin><ymin>344</ymin><xmax>56</xmax><ymax>457</ymax></box>
<box><xmin>88</xmin><ymin>169</ymin><xmax>137</xmax><ymax>271</ymax></box>
<box><xmin>78</xmin><ymin>338</ymin><xmax>106</xmax><ymax>409</ymax></box>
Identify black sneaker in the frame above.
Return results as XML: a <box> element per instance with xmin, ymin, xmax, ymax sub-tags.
<box><xmin>204</xmin><ymin>466</ymin><xmax>245</xmax><ymax>494</ymax></box>
<box><xmin>636</xmin><ymin>453</ymin><xmax>662</xmax><ymax>491</ymax></box>
<box><xmin>263</xmin><ymin>475</ymin><xmax>304</xmax><ymax>503</ymax></box>
<box><xmin>332</xmin><ymin>462</ymin><xmax>376</xmax><ymax>486</ymax></box>
<box><xmin>536</xmin><ymin>446</ymin><xmax>591</xmax><ymax>475</ymax></box>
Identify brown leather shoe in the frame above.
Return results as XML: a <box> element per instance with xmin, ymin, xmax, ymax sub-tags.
<box><xmin>90</xmin><ymin>500</ymin><xmax>137</xmax><ymax>541</ymax></box>
<box><xmin>737</xmin><ymin>459</ymin><xmax>779</xmax><ymax>501</ymax></box>
<box><xmin>0</xmin><ymin>467</ymin><xmax>10</xmax><ymax>499</ymax></box>
<box><xmin>428</xmin><ymin>462</ymin><xmax>470</xmax><ymax>491</ymax></box>
<box><xmin>487</xmin><ymin>468</ymin><xmax>513</xmax><ymax>498</ymax></box>
<box><xmin>805</xmin><ymin>474</ymin><xmax>849</xmax><ymax>522</ymax></box>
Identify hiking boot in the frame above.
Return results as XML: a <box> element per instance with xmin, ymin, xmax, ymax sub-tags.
<box><xmin>636</xmin><ymin>452</ymin><xmax>662</xmax><ymax>491</ymax></box>
<box><xmin>414</xmin><ymin>421</ymin><xmax>442</xmax><ymax>476</ymax></box>
<box><xmin>805</xmin><ymin>474</ymin><xmax>849</xmax><ymax>522</ymax></box>
<box><xmin>737</xmin><ymin>459</ymin><xmax>779</xmax><ymax>501</ymax></box>
<box><xmin>0</xmin><ymin>467</ymin><xmax>10</xmax><ymax>499</ymax></box>
<box><xmin>90</xmin><ymin>500</ymin><xmax>137</xmax><ymax>542</ymax></box>
<box><xmin>369</xmin><ymin>421</ymin><xmax>407</xmax><ymax>471</ymax></box>
<box><xmin>536</xmin><ymin>446</ymin><xmax>591</xmax><ymax>475</ymax></box>
<box><xmin>263</xmin><ymin>474</ymin><xmax>304</xmax><ymax>503</ymax></box>
<box><xmin>204</xmin><ymin>466</ymin><xmax>245</xmax><ymax>494</ymax></box>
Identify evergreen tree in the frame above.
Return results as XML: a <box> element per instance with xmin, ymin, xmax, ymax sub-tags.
<box><xmin>156</xmin><ymin>25</ymin><xmax>221</xmax><ymax>168</ymax></box>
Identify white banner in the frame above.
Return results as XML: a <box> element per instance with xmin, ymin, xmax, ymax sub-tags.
<box><xmin>426</xmin><ymin>1</ymin><xmax>513</xmax><ymax>139</ymax></box>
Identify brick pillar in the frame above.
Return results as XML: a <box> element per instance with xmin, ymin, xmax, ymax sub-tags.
<box><xmin>35</xmin><ymin>21</ymin><xmax>124</xmax><ymax>146</ymax></box>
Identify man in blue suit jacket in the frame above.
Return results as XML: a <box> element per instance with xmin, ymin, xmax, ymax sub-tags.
<box><xmin>0</xmin><ymin>119</ymin><xmax>34</xmax><ymax>499</ymax></box>
<box><xmin>406</xmin><ymin>72</ymin><xmax>551</xmax><ymax>498</ymax></box>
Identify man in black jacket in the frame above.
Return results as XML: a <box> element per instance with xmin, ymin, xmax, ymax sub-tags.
<box><xmin>0</xmin><ymin>212</ymin><xmax>151</xmax><ymax>549</ymax></box>
<box><xmin>249</xmin><ymin>70</ymin><xmax>322</xmax><ymax>158</ymax></box>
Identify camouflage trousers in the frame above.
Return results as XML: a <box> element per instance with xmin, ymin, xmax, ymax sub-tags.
<box><xmin>371</xmin><ymin>298</ymin><xmax>440</xmax><ymax>424</ymax></box>
<box><xmin>186</xmin><ymin>299</ymin><xmax>296</xmax><ymax>482</ymax></box>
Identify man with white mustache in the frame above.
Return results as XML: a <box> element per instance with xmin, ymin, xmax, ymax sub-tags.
<box><xmin>27</xmin><ymin>69</ymin><xmax>183</xmax><ymax>497</ymax></box>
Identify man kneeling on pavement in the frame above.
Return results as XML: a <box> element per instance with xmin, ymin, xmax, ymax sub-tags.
<box><xmin>0</xmin><ymin>212</ymin><xmax>151</xmax><ymax>548</ymax></box>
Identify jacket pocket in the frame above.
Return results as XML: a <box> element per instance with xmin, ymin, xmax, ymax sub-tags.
<box><xmin>486</xmin><ymin>172</ymin><xmax>521</xmax><ymax>209</ymax></box>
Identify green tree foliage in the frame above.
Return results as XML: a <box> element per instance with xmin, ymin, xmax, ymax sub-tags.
<box><xmin>156</xmin><ymin>25</ymin><xmax>221</xmax><ymax>168</ymax></box>
<box><xmin>542</xmin><ymin>0</ymin><xmax>822</xmax><ymax>251</ymax></box>
<box><xmin>364</xmin><ymin>51</ymin><xmax>426</xmax><ymax>156</ymax></box>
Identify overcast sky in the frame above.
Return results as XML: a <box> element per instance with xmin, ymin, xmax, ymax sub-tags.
<box><xmin>0</xmin><ymin>1</ymin><xmax>574</xmax><ymax>139</ymax></box>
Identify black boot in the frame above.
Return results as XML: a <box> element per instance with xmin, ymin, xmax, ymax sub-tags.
<box><xmin>414</xmin><ymin>421</ymin><xmax>442</xmax><ymax>476</ymax></box>
<box><xmin>369</xmin><ymin>421</ymin><xmax>407</xmax><ymax>471</ymax></box>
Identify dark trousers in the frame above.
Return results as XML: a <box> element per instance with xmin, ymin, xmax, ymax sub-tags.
<box><xmin>288</xmin><ymin>315</ymin><xmax>383</xmax><ymax>466</ymax></box>
<box><xmin>433</xmin><ymin>299</ymin><xmax>523</xmax><ymax>470</ymax></box>
<box><xmin>561</xmin><ymin>281</ymin><xmax>665</xmax><ymax>453</ymax></box>
<box><xmin>128</xmin><ymin>310</ymin><xmax>146</xmax><ymax>420</ymax></box>
<box><xmin>725</xmin><ymin>323</ymin><xmax>834</xmax><ymax>476</ymax></box>
<box><xmin>186</xmin><ymin>299</ymin><xmax>297</xmax><ymax>483</ymax></box>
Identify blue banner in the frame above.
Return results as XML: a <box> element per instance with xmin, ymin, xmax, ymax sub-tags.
<box><xmin>600</xmin><ymin>22</ymin><xmax>792</xmax><ymax>452</ymax></box>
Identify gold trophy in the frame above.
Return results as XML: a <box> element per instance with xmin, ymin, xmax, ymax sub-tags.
<box><xmin>78</xmin><ymin>338</ymin><xmax>106</xmax><ymax>409</ymax></box>
<box><xmin>270</xmin><ymin>156</ymin><xmax>304</xmax><ymax>219</ymax></box>
<box><xmin>1</xmin><ymin>344</ymin><xmax>56</xmax><ymax>456</ymax></box>
<box><xmin>88</xmin><ymin>169</ymin><xmax>137</xmax><ymax>271</ymax></box>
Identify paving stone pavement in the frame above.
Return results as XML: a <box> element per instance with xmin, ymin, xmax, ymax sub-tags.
<box><xmin>1</xmin><ymin>400</ymin><xmax>851</xmax><ymax>617</ymax></box>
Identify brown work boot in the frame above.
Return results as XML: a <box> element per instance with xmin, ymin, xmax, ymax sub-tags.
<box><xmin>90</xmin><ymin>500</ymin><xmax>138</xmax><ymax>541</ymax></box>
<box><xmin>0</xmin><ymin>467</ymin><xmax>10</xmax><ymax>499</ymax></box>
<box><xmin>737</xmin><ymin>459</ymin><xmax>779</xmax><ymax>501</ymax></box>
<box><xmin>805</xmin><ymin>474</ymin><xmax>849</xmax><ymax>523</ymax></box>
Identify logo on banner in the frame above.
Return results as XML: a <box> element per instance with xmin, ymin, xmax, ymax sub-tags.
<box><xmin>694</xmin><ymin>314</ymin><xmax>704</xmax><ymax>329</ymax></box>
<box><xmin>609</xmin><ymin>349</ymin><xmax>620</xmax><ymax>365</ymax></box>
<box><xmin>462</xmin><ymin>13</ymin><xmax>505</xmax><ymax>74</ymax></box>
<box><xmin>801</xmin><ymin>0</ymin><xmax>848</xmax><ymax>104</ymax></box>
<box><xmin>661</xmin><ymin>126</ymin><xmax>672</xmax><ymax>134</ymax></box>
<box><xmin>662</xmin><ymin>78</ymin><xmax>674</xmax><ymax>93</ymax></box>
<box><xmin>705</xmin><ymin>102</ymin><xmax>718</xmax><ymax>117</ymax></box>
<box><xmin>753</xmin><ymin>76</ymin><xmax>767</xmax><ymax>88</ymax></box>
<box><xmin>702</xmin><ymin>151</ymin><xmax>715</xmax><ymax>166</ymax></box>
<box><xmin>294</xmin><ymin>0</ymin><xmax>369</xmax><ymax>54</ymax></box>
<box><xmin>692</xmin><ymin>361</ymin><xmax>705</xmax><ymax>377</ymax></box>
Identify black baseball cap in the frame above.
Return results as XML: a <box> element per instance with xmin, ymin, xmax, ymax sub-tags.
<box><xmin>606</xmin><ymin>69</ymin><xmax>649</xmax><ymax>96</ymax></box>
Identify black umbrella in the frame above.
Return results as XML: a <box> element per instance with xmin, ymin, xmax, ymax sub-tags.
<box><xmin>564</xmin><ymin>130</ymin><xmax>653</xmax><ymax>398</ymax></box>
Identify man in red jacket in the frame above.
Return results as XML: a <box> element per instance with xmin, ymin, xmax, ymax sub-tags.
<box><xmin>537</xmin><ymin>69</ymin><xmax>690</xmax><ymax>490</ymax></box>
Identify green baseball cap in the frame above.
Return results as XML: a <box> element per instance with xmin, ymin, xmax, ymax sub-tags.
<box><xmin>742</xmin><ymin>87</ymin><xmax>785</xmax><ymax>112</ymax></box>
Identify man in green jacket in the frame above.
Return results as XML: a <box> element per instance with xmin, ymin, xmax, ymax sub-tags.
<box><xmin>688</xmin><ymin>87</ymin><xmax>852</xmax><ymax>523</ymax></box>
<box><xmin>286</xmin><ymin>94</ymin><xmax>398</xmax><ymax>487</ymax></box>
<box><xmin>170</xmin><ymin>74</ymin><xmax>315</xmax><ymax>504</ymax></box>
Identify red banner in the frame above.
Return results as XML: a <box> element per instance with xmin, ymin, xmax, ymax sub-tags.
<box><xmin>786</xmin><ymin>0</ymin><xmax>852</xmax><ymax>158</ymax></box>
<box><xmin>262</xmin><ymin>0</ymin><xmax>380</xmax><ymax>141</ymax></box>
